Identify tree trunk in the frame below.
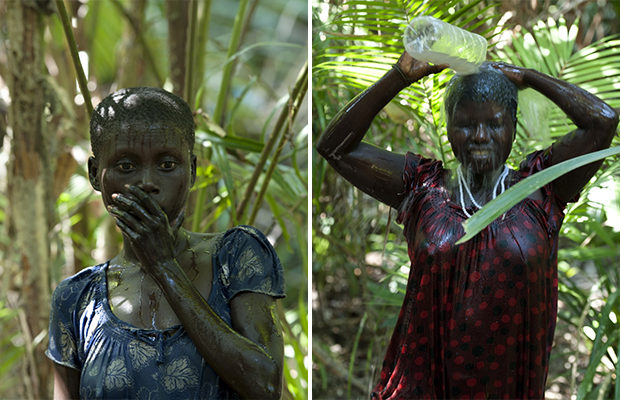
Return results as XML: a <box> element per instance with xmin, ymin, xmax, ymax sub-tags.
<box><xmin>5</xmin><ymin>3</ymin><xmax>53</xmax><ymax>398</ymax></box>
<box><xmin>166</xmin><ymin>0</ymin><xmax>189</xmax><ymax>97</ymax></box>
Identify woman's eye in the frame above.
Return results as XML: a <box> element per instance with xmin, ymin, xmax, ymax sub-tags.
<box><xmin>160</xmin><ymin>160</ymin><xmax>177</xmax><ymax>170</ymax></box>
<box><xmin>116</xmin><ymin>162</ymin><xmax>134</xmax><ymax>172</ymax></box>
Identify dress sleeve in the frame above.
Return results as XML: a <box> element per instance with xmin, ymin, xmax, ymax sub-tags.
<box><xmin>45</xmin><ymin>278</ymin><xmax>81</xmax><ymax>370</ymax></box>
<box><xmin>215</xmin><ymin>225</ymin><xmax>285</xmax><ymax>302</ymax></box>
<box><xmin>396</xmin><ymin>152</ymin><xmax>442</xmax><ymax>224</ymax></box>
<box><xmin>519</xmin><ymin>148</ymin><xmax>578</xmax><ymax>232</ymax></box>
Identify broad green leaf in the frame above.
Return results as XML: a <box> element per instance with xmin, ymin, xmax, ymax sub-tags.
<box><xmin>457</xmin><ymin>147</ymin><xmax>620</xmax><ymax>244</ymax></box>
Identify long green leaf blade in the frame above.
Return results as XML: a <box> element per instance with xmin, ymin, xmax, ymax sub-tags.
<box><xmin>456</xmin><ymin>147</ymin><xmax>620</xmax><ymax>244</ymax></box>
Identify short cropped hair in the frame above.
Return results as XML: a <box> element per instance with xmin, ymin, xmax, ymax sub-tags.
<box><xmin>444</xmin><ymin>63</ymin><xmax>518</xmax><ymax>129</ymax></box>
<box><xmin>90</xmin><ymin>87</ymin><xmax>195</xmax><ymax>157</ymax></box>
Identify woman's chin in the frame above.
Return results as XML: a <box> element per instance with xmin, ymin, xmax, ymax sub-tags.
<box><xmin>464</xmin><ymin>159</ymin><xmax>502</xmax><ymax>176</ymax></box>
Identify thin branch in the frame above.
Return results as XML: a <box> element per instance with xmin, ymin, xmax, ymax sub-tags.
<box><xmin>55</xmin><ymin>0</ymin><xmax>93</xmax><ymax>116</ymax></box>
<box><xmin>313</xmin><ymin>342</ymin><xmax>368</xmax><ymax>394</ymax></box>
<box><xmin>184</xmin><ymin>0</ymin><xmax>198</xmax><ymax>104</ymax></box>
<box><xmin>213</xmin><ymin>0</ymin><xmax>249</xmax><ymax>125</ymax></box>
<box><xmin>194</xmin><ymin>0</ymin><xmax>213</xmax><ymax>106</ymax></box>
<box><xmin>236</xmin><ymin>61</ymin><xmax>307</xmax><ymax>221</ymax></box>
<box><xmin>248</xmin><ymin>62</ymin><xmax>308</xmax><ymax>225</ymax></box>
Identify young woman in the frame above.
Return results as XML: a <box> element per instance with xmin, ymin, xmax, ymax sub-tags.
<box><xmin>46</xmin><ymin>87</ymin><xmax>285</xmax><ymax>399</ymax></box>
<box><xmin>317</xmin><ymin>52</ymin><xmax>617</xmax><ymax>398</ymax></box>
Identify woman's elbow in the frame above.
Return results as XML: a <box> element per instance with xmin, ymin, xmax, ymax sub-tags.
<box><xmin>260</xmin><ymin>359</ymin><xmax>282</xmax><ymax>400</ymax></box>
<box><xmin>599</xmin><ymin>104</ymin><xmax>619</xmax><ymax>137</ymax></box>
<box><xmin>241</xmin><ymin>358</ymin><xmax>281</xmax><ymax>400</ymax></box>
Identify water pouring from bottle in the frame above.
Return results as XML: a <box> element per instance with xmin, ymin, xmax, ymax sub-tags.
<box><xmin>404</xmin><ymin>16</ymin><xmax>487</xmax><ymax>75</ymax></box>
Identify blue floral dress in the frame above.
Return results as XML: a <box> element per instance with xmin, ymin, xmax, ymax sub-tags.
<box><xmin>46</xmin><ymin>225</ymin><xmax>285</xmax><ymax>399</ymax></box>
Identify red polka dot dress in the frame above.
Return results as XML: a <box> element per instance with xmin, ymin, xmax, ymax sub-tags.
<box><xmin>372</xmin><ymin>150</ymin><xmax>569</xmax><ymax>400</ymax></box>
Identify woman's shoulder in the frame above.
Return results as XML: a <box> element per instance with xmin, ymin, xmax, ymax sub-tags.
<box><xmin>183</xmin><ymin>226</ymin><xmax>270</xmax><ymax>255</ymax></box>
<box><xmin>206</xmin><ymin>225</ymin><xmax>285</xmax><ymax>299</ymax></box>
<box><xmin>220</xmin><ymin>225</ymin><xmax>270</xmax><ymax>244</ymax></box>
<box><xmin>52</xmin><ymin>264</ymin><xmax>105</xmax><ymax>299</ymax></box>
<box><xmin>402</xmin><ymin>151</ymin><xmax>445</xmax><ymax>189</ymax></box>
<box><xmin>49</xmin><ymin>263</ymin><xmax>107</xmax><ymax>326</ymax></box>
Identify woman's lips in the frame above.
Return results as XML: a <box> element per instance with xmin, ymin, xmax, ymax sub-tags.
<box><xmin>469</xmin><ymin>148</ymin><xmax>493</xmax><ymax>157</ymax></box>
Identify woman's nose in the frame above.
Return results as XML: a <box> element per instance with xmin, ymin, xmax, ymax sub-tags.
<box><xmin>136</xmin><ymin>169</ymin><xmax>160</xmax><ymax>194</ymax></box>
<box><xmin>472</xmin><ymin>124</ymin><xmax>490</xmax><ymax>143</ymax></box>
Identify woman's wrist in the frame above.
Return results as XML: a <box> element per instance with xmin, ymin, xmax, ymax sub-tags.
<box><xmin>391</xmin><ymin>63</ymin><xmax>413</xmax><ymax>86</ymax></box>
<box><xmin>151</xmin><ymin>259</ymin><xmax>191</xmax><ymax>289</ymax></box>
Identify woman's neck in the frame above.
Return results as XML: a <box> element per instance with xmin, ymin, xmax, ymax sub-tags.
<box><xmin>117</xmin><ymin>228</ymin><xmax>189</xmax><ymax>270</ymax></box>
<box><xmin>459</xmin><ymin>165</ymin><xmax>508</xmax><ymax>205</ymax></box>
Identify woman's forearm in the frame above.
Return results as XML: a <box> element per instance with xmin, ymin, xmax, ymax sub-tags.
<box><xmin>152</xmin><ymin>260</ymin><xmax>280</xmax><ymax>400</ymax></box>
<box><xmin>316</xmin><ymin>67</ymin><xmax>410</xmax><ymax>161</ymax></box>
<box><xmin>499</xmin><ymin>64</ymin><xmax>619</xmax><ymax>202</ymax></box>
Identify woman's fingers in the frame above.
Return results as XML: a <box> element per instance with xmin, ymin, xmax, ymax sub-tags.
<box><xmin>171</xmin><ymin>210</ymin><xmax>185</xmax><ymax>232</ymax></box>
<box><xmin>489</xmin><ymin>62</ymin><xmax>527</xmax><ymax>88</ymax></box>
<box><xmin>112</xmin><ymin>192</ymin><xmax>160</xmax><ymax>227</ymax></box>
<box><xmin>108</xmin><ymin>206</ymin><xmax>142</xmax><ymax>240</ymax></box>
<box><xmin>127</xmin><ymin>185</ymin><xmax>166</xmax><ymax>220</ymax></box>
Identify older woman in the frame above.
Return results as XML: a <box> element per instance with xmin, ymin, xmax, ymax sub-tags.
<box><xmin>317</xmin><ymin>52</ymin><xmax>617</xmax><ymax>399</ymax></box>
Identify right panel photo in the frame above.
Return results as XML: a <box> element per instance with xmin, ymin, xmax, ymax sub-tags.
<box><xmin>312</xmin><ymin>1</ymin><xmax>620</xmax><ymax>399</ymax></box>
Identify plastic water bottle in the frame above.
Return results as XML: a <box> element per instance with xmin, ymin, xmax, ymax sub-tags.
<box><xmin>403</xmin><ymin>16</ymin><xmax>487</xmax><ymax>75</ymax></box>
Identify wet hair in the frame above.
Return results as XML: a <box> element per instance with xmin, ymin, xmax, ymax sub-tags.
<box><xmin>444</xmin><ymin>63</ymin><xmax>518</xmax><ymax>129</ymax></box>
<box><xmin>90</xmin><ymin>87</ymin><xmax>195</xmax><ymax>157</ymax></box>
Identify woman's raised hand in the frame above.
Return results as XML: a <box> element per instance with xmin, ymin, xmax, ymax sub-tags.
<box><xmin>489</xmin><ymin>62</ymin><xmax>529</xmax><ymax>89</ymax></box>
<box><xmin>395</xmin><ymin>51</ymin><xmax>447</xmax><ymax>84</ymax></box>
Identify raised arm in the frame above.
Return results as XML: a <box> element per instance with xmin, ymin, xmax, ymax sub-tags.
<box><xmin>492</xmin><ymin>63</ymin><xmax>619</xmax><ymax>203</ymax></box>
<box><xmin>317</xmin><ymin>53</ymin><xmax>445</xmax><ymax>208</ymax></box>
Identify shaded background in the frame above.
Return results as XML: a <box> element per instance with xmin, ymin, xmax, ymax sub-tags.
<box><xmin>0</xmin><ymin>0</ymin><xmax>307</xmax><ymax>398</ymax></box>
<box><xmin>312</xmin><ymin>0</ymin><xmax>620</xmax><ymax>398</ymax></box>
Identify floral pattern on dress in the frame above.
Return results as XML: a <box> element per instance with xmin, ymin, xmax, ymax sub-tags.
<box><xmin>104</xmin><ymin>359</ymin><xmax>131</xmax><ymax>391</ymax></box>
<box><xmin>128</xmin><ymin>339</ymin><xmax>157</xmax><ymax>370</ymax></box>
<box><xmin>162</xmin><ymin>357</ymin><xmax>199</xmax><ymax>392</ymax></box>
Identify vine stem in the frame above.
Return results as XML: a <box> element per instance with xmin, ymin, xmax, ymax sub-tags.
<box><xmin>213</xmin><ymin>0</ymin><xmax>248</xmax><ymax>125</ymax></box>
<box><xmin>110</xmin><ymin>0</ymin><xmax>164</xmax><ymax>86</ymax></box>
<box><xmin>184</xmin><ymin>0</ymin><xmax>198</xmax><ymax>104</ymax></box>
<box><xmin>236</xmin><ymin>61</ymin><xmax>307</xmax><ymax>223</ymax></box>
<box><xmin>247</xmin><ymin>62</ymin><xmax>308</xmax><ymax>225</ymax></box>
<box><xmin>55</xmin><ymin>0</ymin><xmax>93</xmax><ymax>116</ymax></box>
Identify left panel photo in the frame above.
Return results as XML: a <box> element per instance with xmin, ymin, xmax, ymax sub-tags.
<box><xmin>0</xmin><ymin>0</ymin><xmax>308</xmax><ymax>398</ymax></box>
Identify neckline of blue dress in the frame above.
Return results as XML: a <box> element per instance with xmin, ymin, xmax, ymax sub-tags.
<box><xmin>97</xmin><ymin>254</ymin><xmax>220</xmax><ymax>340</ymax></box>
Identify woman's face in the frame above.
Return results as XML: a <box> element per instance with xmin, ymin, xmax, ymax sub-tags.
<box><xmin>89</xmin><ymin>124</ymin><xmax>196</xmax><ymax>225</ymax></box>
<box><xmin>447</xmin><ymin>100</ymin><xmax>515</xmax><ymax>175</ymax></box>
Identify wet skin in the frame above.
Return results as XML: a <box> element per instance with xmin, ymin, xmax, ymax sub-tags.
<box><xmin>447</xmin><ymin>101</ymin><xmax>514</xmax><ymax>175</ymax></box>
<box><xmin>317</xmin><ymin>51</ymin><xmax>618</xmax><ymax>210</ymax></box>
<box><xmin>446</xmin><ymin>100</ymin><xmax>517</xmax><ymax>201</ymax></box>
<box><xmin>54</xmin><ymin>126</ymin><xmax>283</xmax><ymax>399</ymax></box>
